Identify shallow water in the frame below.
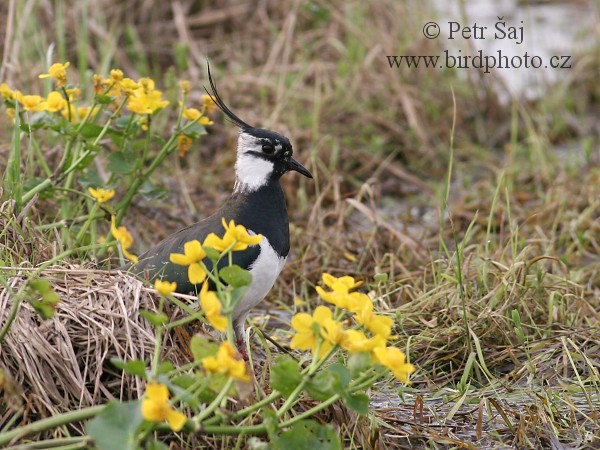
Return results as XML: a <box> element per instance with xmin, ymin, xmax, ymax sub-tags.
<box><xmin>431</xmin><ymin>0</ymin><xmax>597</xmax><ymax>99</ymax></box>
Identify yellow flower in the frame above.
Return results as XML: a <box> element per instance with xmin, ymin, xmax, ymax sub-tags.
<box><xmin>141</xmin><ymin>382</ymin><xmax>187</xmax><ymax>431</ymax></box>
<box><xmin>323</xmin><ymin>273</ymin><xmax>362</xmax><ymax>292</ymax></box>
<box><xmin>183</xmin><ymin>107</ymin><xmax>201</xmax><ymax>122</ymax></box>
<box><xmin>169</xmin><ymin>240</ymin><xmax>207</xmax><ymax>285</ymax></box>
<box><xmin>65</xmin><ymin>87</ymin><xmax>81</xmax><ymax>101</ymax></box>
<box><xmin>6</xmin><ymin>108</ymin><xmax>15</xmax><ymax>123</ymax></box>
<box><xmin>0</xmin><ymin>83</ymin><xmax>15</xmax><ymax>100</ymax></box>
<box><xmin>320</xmin><ymin>317</ymin><xmax>346</xmax><ymax>346</ymax></box>
<box><xmin>154</xmin><ymin>279</ymin><xmax>177</xmax><ymax>296</ymax></box>
<box><xmin>38</xmin><ymin>62</ymin><xmax>70</xmax><ymax>87</ymax></box>
<box><xmin>45</xmin><ymin>91</ymin><xmax>67</xmax><ymax>113</ymax></box>
<box><xmin>316</xmin><ymin>273</ymin><xmax>363</xmax><ymax>310</ymax></box>
<box><xmin>88</xmin><ymin>187</ymin><xmax>115</xmax><ymax>203</ymax></box>
<box><xmin>177</xmin><ymin>135</ymin><xmax>193</xmax><ymax>158</ymax></box>
<box><xmin>19</xmin><ymin>94</ymin><xmax>47</xmax><ymax>112</ymax></box>
<box><xmin>92</xmin><ymin>74</ymin><xmax>106</xmax><ymax>93</ymax></box>
<box><xmin>202</xmin><ymin>341</ymin><xmax>250</xmax><ymax>381</ymax></box>
<box><xmin>201</xmin><ymin>94</ymin><xmax>216</xmax><ymax>114</ymax></box>
<box><xmin>199</xmin><ymin>282</ymin><xmax>227</xmax><ymax>332</ymax></box>
<box><xmin>127</xmin><ymin>89</ymin><xmax>169</xmax><ymax>115</ymax></box>
<box><xmin>120</xmin><ymin>78</ymin><xmax>141</xmax><ymax>96</ymax></box>
<box><xmin>77</xmin><ymin>106</ymin><xmax>99</xmax><ymax>121</ymax></box>
<box><xmin>178</xmin><ymin>80</ymin><xmax>190</xmax><ymax>94</ymax></box>
<box><xmin>110</xmin><ymin>69</ymin><xmax>124</xmax><ymax>82</ymax></box>
<box><xmin>290</xmin><ymin>305</ymin><xmax>333</xmax><ymax>358</ymax></box>
<box><xmin>372</xmin><ymin>346</ymin><xmax>415</xmax><ymax>383</ymax></box>
<box><xmin>138</xmin><ymin>77</ymin><xmax>156</xmax><ymax>93</ymax></box>
<box><xmin>110</xmin><ymin>216</ymin><xmax>139</xmax><ymax>264</ymax></box>
<box><xmin>354</xmin><ymin>299</ymin><xmax>393</xmax><ymax>339</ymax></box>
<box><xmin>199</xmin><ymin>116</ymin><xmax>213</xmax><ymax>126</ymax></box>
<box><xmin>203</xmin><ymin>218</ymin><xmax>262</xmax><ymax>253</ymax></box>
<box><xmin>341</xmin><ymin>330</ymin><xmax>386</xmax><ymax>354</ymax></box>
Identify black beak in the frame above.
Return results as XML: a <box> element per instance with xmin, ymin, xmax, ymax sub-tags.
<box><xmin>286</xmin><ymin>157</ymin><xmax>313</xmax><ymax>178</ymax></box>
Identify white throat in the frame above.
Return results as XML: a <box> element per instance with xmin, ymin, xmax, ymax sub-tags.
<box><xmin>234</xmin><ymin>133</ymin><xmax>273</xmax><ymax>193</ymax></box>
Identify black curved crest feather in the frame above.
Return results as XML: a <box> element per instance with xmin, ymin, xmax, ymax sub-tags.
<box><xmin>204</xmin><ymin>62</ymin><xmax>252</xmax><ymax>130</ymax></box>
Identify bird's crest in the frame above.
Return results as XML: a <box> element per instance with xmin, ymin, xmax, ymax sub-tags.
<box><xmin>205</xmin><ymin>62</ymin><xmax>252</xmax><ymax>130</ymax></box>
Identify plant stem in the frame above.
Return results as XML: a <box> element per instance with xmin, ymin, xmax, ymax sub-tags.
<box><xmin>0</xmin><ymin>406</ymin><xmax>103</xmax><ymax>446</ymax></box>
<box><xmin>193</xmin><ymin>378</ymin><xmax>234</xmax><ymax>424</ymax></box>
<box><xmin>74</xmin><ymin>200</ymin><xmax>100</xmax><ymax>245</ymax></box>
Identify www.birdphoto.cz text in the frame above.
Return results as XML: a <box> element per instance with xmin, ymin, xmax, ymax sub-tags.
<box><xmin>386</xmin><ymin>16</ymin><xmax>573</xmax><ymax>73</ymax></box>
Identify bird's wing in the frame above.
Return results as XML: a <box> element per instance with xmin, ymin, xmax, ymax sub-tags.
<box><xmin>127</xmin><ymin>211</ymin><xmax>261</xmax><ymax>294</ymax></box>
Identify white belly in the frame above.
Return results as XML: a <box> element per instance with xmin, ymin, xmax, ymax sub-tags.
<box><xmin>232</xmin><ymin>236</ymin><xmax>286</xmax><ymax>321</ymax></box>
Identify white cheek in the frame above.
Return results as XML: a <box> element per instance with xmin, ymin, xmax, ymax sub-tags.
<box><xmin>235</xmin><ymin>154</ymin><xmax>273</xmax><ymax>192</ymax></box>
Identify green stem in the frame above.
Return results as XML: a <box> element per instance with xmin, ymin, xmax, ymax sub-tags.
<box><xmin>193</xmin><ymin>378</ymin><xmax>234</xmax><ymax>423</ymax></box>
<box><xmin>3</xmin><ymin>436</ymin><xmax>89</xmax><ymax>450</ymax></box>
<box><xmin>74</xmin><ymin>200</ymin><xmax>100</xmax><ymax>245</ymax></box>
<box><xmin>114</xmin><ymin>115</ymin><xmax>197</xmax><ymax>226</ymax></box>
<box><xmin>200</xmin><ymin>423</ymin><xmax>266</xmax><ymax>436</ymax></box>
<box><xmin>151</xmin><ymin>297</ymin><xmax>165</xmax><ymax>377</ymax></box>
<box><xmin>0</xmin><ymin>290</ymin><xmax>22</xmax><ymax>344</ymax></box>
<box><xmin>0</xmin><ymin>406</ymin><xmax>103</xmax><ymax>446</ymax></box>
<box><xmin>279</xmin><ymin>394</ymin><xmax>340</xmax><ymax>429</ymax></box>
<box><xmin>165</xmin><ymin>310</ymin><xmax>205</xmax><ymax>330</ymax></box>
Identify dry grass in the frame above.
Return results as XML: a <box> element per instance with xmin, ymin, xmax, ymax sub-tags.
<box><xmin>0</xmin><ymin>0</ymin><xmax>599</xmax><ymax>448</ymax></box>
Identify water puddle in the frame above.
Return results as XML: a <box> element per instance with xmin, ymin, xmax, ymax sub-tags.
<box><xmin>431</xmin><ymin>0</ymin><xmax>598</xmax><ymax>99</ymax></box>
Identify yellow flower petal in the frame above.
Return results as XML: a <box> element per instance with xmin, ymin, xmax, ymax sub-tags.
<box><xmin>166</xmin><ymin>409</ymin><xmax>187</xmax><ymax>432</ymax></box>
<box><xmin>188</xmin><ymin>263</ymin><xmax>207</xmax><ymax>285</ymax></box>
<box><xmin>154</xmin><ymin>279</ymin><xmax>177</xmax><ymax>296</ymax></box>
<box><xmin>203</xmin><ymin>232</ymin><xmax>227</xmax><ymax>252</ymax></box>
<box><xmin>170</xmin><ymin>252</ymin><xmax>192</xmax><ymax>265</ymax></box>
<box><xmin>141</xmin><ymin>398</ymin><xmax>163</xmax><ymax>422</ymax></box>
<box><xmin>146</xmin><ymin>382</ymin><xmax>169</xmax><ymax>402</ymax></box>
<box><xmin>183</xmin><ymin>240</ymin><xmax>206</xmax><ymax>261</ymax></box>
<box><xmin>290</xmin><ymin>332</ymin><xmax>314</xmax><ymax>350</ymax></box>
<box><xmin>291</xmin><ymin>312</ymin><xmax>313</xmax><ymax>332</ymax></box>
<box><xmin>313</xmin><ymin>305</ymin><xmax>333</xmax><ymax>325</ymax></box>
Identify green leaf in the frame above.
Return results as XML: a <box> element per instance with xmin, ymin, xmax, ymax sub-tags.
<box><xmin>146</xmin><ymin>440</ymin><xmax>169</xmax><ymax>450</ymax></box>
<box><xmin>189</xmin><ymin>335</ymin><xmax>218</xmax><ymax>362</ymax></box>
<box><xmin>108</xmin><ymin>151</ymin><xmax>136</xmax><ymax>174</ymax></box>
<box><xmin>29</xmin><ymin>279</ymin><xmax>51</xmax><ymax>293</ymax></box>
<box><xmin>202</xmin><ymin>246</ymin><xmax>221</xmax><ymax>261</ymax></box>
<box><xmin>78</xmin><ymin>123</ymin><xmax>105</xmax><ymax>139</ymax></box>
<box><xmin>28</xmin><ymin>278</ymin><xmax>60</xmax><ymax>319</ymax></box>
<box><xmin>219</xmin><ymin>265</ymin><xmax>253</xmax><ymax>288</ymax></box>
<box><xmin>96</xmin><ymin>94</ymin><xmax>115</xmax><ymax>105</ymax></box>
<box><xmin>172</xmin><ymin>374</ymin><xmax>196</xmax><ymax>389</ymax></box>
<box><xmin>30</xmin><ymin>302</ymin><xmax>56</xmax><ymax>320</ymax></box>
<box><xmin>157</xmin><ymin>361</ymin><xmax>174</xmax><ymax>375</ymax></box>
<box><xmin>138</xmin><ymin>180</ymin><xmax>168</xmax><ymax>200</ymax></box>
<box><xmin>183</xmin><ymin>122</ymin><xmax>207</xmax><ymax>139</ymax></box>
<box><xmin>306</xmin><ymin>363</ymin><xmax>350</xmax><ymax>401</ymax></box>
<box><xmin>77</xmin><ymin>170</ymin><xmax>103</xmax><ymax>189</ymax></box>
<box><xmin>270</xmin><ymin>355</ymin><xmax>302</xmax><ymax>398</ymax></box>
<box><xmin>342</xmin><ymin>392</ymin><xmax>369</xmax><ymax>416</ymax></box>
<box><xmin>140</xmin><ymin>309</ymin><xmax>169</xmax><ymax>326</ymax></box>
<box><xmin>110</xmin><ymin>358</ymin><xmax>147</xmax><ymax>377</ymax></box>
<box><xmin>273</xmin><ymin>420</ymin><xmax>341</xmax><ymax>450</ymax></box>
<box><xmin>23</xmin><ymin>177</ymin><xmax>54</xmax><ymax>200</ymax></box>
<box><xmin>171</xmin><ymin>373</ymin><xmax>202</xmax><ymax>409</ymax></box>
<box><xmin>87</xmin><ymin>401</ymin><xmax>143</xmax><ymax>450</ymax></box>
<box><xmin>347</xmin><ymin>352</ymin><xmax>373</xmax><ymax>378</ymax></box>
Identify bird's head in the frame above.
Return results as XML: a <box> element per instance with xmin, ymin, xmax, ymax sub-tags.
<box><xmin>205</xmin><ymin>64</ymin><xmax>312</xmax><ymax>193</ymax></box>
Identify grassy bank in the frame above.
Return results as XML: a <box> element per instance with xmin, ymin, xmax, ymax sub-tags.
<box><xmin>0</xmin><ymin>1</ymin><xmax>598</xmax><ymax>448</ymax></box>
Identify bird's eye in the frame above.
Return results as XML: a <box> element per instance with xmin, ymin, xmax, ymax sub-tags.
<box><xmin>262</xmin><ymin>143</ymin><xmax>275</xmax><ymax>154</ymax></box>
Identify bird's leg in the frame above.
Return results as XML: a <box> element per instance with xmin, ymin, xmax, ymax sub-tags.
<box><xmin>236</xmin><ymin>338</ymin><xmax>249</xmax><ymax>361</ymax></box>
<box><xmin>234</xmin><ymin>318</ymin><xmax>249</xmax><ymax>361</ymax></box>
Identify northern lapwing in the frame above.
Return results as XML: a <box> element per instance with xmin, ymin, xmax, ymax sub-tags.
<box><xmin>130</xmin><ymin>66</ymin><xmax>312</xmax><ymax>351</ymax></box>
